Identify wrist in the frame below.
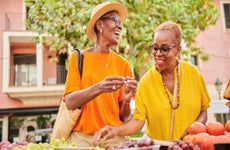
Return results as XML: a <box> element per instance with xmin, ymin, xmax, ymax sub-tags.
<box><xmin>123</xmin><ymin>100</ymin><xmax>130</xmax><ymax>105</ymax></box>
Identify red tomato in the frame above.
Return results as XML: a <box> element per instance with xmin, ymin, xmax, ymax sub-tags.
<box><xmin>206</xmin><ymin>121</ymin><xmax>225</xmax><ymax>136</ymax></box>
<box><xmin>188</xmin><ymin>121</ymin><xmax>207</xmax><ymax>134</ymax></box>
<box><xmin>200</xmin><ymin>136</ymin><xmax>214</xmax><ymax>150</ymax></box>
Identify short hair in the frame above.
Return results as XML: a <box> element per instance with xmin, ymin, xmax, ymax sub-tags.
<box><xmin>155</xmin><ymin>21</ymin><xmax>182</xmax><ymax>45</ymax></box>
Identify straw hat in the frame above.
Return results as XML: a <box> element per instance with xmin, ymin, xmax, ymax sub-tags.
<box><xmin>86</xmin><ymin>2</ymin><xmax>127</xmax><ymax>42</ymax></box>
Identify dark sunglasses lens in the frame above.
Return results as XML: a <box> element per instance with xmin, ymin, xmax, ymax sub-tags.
<box><xmin>152</xmin><ymin>45</ymin><xmax>159</xmax><ymax>51</ymax></box>
<box><xmin>161</xmin><ymin>45</ymin><xmax>170</xmax><ymax>52</ymax></box>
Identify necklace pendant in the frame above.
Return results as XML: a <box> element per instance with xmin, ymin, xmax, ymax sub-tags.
<box><xmin>106</xmin><ymin>64</ymin><xmax>108</xmax><ymax>68</ymax></box>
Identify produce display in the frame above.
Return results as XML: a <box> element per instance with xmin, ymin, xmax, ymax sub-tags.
<box><xmin>182</xmin><ymin>120</ymin><xmax>230</xmax><ymax>150</ymax></box>
<box><xmin>167</xmin><ymin>140</ymin><xmax>200</xmax><ymax>150</ymax></box>
<box><xmin>106</xmin><ymin>138</ymin><xmax>201</xmax><ymax>150</ymax></box>
<box><xmin>105</xmin><ymin>138</ymin><xmax>156</xmax><ymax>149</ymax></box>
<box><xmin>1</xmin><ymin>120</ymin><xmax>230</xmax><ymax>150</ymax></box>
<box><xmin>0</xmin><ymin>139</ymin><xmax>103</xmax><ymax>150</ymax></box>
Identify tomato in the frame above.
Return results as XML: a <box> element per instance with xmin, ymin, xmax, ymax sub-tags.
<box><xmin>188</xmin><ymin>121</ymin><xmax>207</xmax><ymax>134</ymax></box>
<box><xmin>206</xmin><ymin>121</ymin><xmax>225</xmax><ymax>136</ymax></box>
<box><xmin>193</xmin><ymin>132</ymin><xmax>210</xmax><ymax>147</ymax></box>
<box><xmin>200</xmin><ymin>136</ymin><xmax>214</xmax><ymax>150</ymax></box>
<box><xmin>183</xmin><ymin>134</ymin><xmax>196</xmax><ymax>143</ymax></box>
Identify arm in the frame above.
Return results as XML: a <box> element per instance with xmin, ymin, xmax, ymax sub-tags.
<box><xmin>65</xmin><ymin>76</ymin><xmax>126</xmax><ymax>110</ymax></box>
<box><xmin>65</xmin><ymin>83</ymin><xmax>102</xmax><ymax>110</ymax></box>
<box><xmin>180</xmin><ymin>110</ymin><xmax>207</xmax><ymax>139</ymax></box>
<box><xmin>119</xmin><ymin>77</ymin><xmax>138</xmax><ymax>122</ymax></box>
<box><xmin>94</xmin><ymin>118</ymin><xmax>145</xmax><ymax>144</ymax></box>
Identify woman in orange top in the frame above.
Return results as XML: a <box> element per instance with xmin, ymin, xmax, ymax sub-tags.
<box><xmin>64</xmin><ymin>1</ymin><xmax>137</xmax><ymax>148</ymax></box>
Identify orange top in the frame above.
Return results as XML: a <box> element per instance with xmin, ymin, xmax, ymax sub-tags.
<box><xmin>64</xmin><ymin>50</ymin><xmax>133</xmax><ymax>134</ymax></box>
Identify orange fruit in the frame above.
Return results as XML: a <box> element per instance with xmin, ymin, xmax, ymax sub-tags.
<box><xmin>183</xmin><ymin>134</ymin><xmax>195</xmax><ymax>143</ymax></box>
<box><xmin>206</xmin><ymin>121</ymin><xmax>225</xmax><ymax>136</ymax></box>
<box><xmin>188</xmin><ymin>121</ymin><xmax>207</xmax><ymax>134</ymax></box>
<box><xmin>200</xmin><ymin>136</ymin><xmax>214</xmax><ymax>150</ymax></box>
<box><xmin>225</xmin><ymin>120</ymin><xmax>230</xmax><ymax>132</ymax></box>
<box><xmin>193</xmin><ymin>132</ymin><xmax>210</xmax><ymax>147</ymax></box>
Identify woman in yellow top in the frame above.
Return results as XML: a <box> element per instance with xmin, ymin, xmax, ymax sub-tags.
<box><xmin>64</xmin><ymin>1</ymin><xmax>137</xmax><ymax>148</ymax></box>
<box><xmin>94</xmin><ymin>21</ymin><xmax>211</xmax><ymax>143</ymax></box>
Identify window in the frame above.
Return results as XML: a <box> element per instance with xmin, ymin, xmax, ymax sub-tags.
<box><xmin>13</xmin><ymin>54</ymin><xmax>37</xmax><ymax>86</ymax></box>
<box><xmin>222</xmin><ymin>1</ymin><xmax>230</xmax><ymax>30</ymax></box>
<box><xmin>191</xmin><ymin>55</ymin><xmax>198</xmax><ymax>66</ymax></box>
<box><xmin>57</xmin><ymin>53</ymin><xmax>67</xmax><ymax>84</ymax></box>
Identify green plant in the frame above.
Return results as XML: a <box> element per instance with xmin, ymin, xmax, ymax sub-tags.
<box><xmin>36</xmin><ymin>115</ymin><xmax>51</xmax><ymax>129</ymax></box>
<box><xmin>24</xmin><ymin>0</ymin><xmax>219</xmax><ymax>76</ymax></box>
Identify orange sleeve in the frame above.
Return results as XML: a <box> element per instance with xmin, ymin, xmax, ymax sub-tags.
<box><xmin>64</xmin><ymin>51</ymin><xmax>81</xmax><ymax>95</ymax></box>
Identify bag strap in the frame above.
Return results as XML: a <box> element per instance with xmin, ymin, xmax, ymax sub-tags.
<box><xmin>75</xmin><ymin>48</ymin><xmax>84</xmax><ymax>78</ymax></box>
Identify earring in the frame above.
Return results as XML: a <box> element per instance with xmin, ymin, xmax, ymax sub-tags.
<box><xmin>100</xmin><ymin>29</ymin><xmax>102</xmax><ymax>33</ymax></box>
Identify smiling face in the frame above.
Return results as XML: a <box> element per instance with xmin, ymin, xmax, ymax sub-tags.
<box><xmin>95</xmin><ymin>11</ymin><xmax>123</xmax><ymax>46</ymax></box>
<box><xmin>153</xmin><ymin>30</ymin><xmax>181</xmax><ymax>72</ymax></box>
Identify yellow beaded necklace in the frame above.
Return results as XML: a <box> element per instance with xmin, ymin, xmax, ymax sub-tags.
<box><xmin>161</xmin><ymin>60</ymin><xmax>180</xmax><ymax>109</ymax></box>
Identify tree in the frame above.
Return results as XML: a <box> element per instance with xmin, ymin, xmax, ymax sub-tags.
<box><xmin>24</xmin><ymin>0</ymin><xmax>219</xmax><ymax>77</ymax></box>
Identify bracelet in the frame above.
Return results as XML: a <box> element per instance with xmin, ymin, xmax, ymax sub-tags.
<box><xmin>123</xmin><ymin>100</ymin><xmax>130</xmax><ymax>105</ymax></box>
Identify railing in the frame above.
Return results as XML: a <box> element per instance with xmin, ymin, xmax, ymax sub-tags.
<box><xmin>207</xmin><ymin>99</ymin><xmax>230</xmax><ymax>124</ymax></box>
<box><xmin>9</xmin><ymin>64</ymin><xmax>67</xmax><ymax>87</ymax></box>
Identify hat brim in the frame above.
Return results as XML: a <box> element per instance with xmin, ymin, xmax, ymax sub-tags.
<box><xmin>86</xmin><ymin>2</ymin><xmax>127</xmax><ymax>42</ymax></box>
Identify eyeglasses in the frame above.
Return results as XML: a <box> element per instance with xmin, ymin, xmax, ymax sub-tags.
<box><xmin>150</xmin><ymin>44</ymin><xmax>176</xmax><ymax>55</ymax></box>
<box><xmin>99</xmin><ymin>16</ymin><xmax>123</xmax><ymax>27</ymax></box>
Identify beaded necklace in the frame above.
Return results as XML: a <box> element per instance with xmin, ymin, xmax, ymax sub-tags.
<box><xmin>161</xmin><ymin>60</ymin><xmax>180</xmax><ymax>109</ymax></box>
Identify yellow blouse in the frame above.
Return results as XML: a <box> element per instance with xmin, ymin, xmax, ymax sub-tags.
<box><xmin>133</xmin><ymin>61</ymin><xmax>210</xmax><ymax>140</ymax></box>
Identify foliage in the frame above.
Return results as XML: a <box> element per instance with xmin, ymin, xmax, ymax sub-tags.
<box><xmin>10</xmin><ymin>117</ymin><xmax>25</xmax><ymax>128</ymax></box>
<box><xmin>24</xmin><ymin>0</ymin><xmax>219</xmax><ymax>75</ymax></box>
<box><xmin>36</xmin><ymin>114</ymin><xmax>51</xmax><ymax>129</ymax></box>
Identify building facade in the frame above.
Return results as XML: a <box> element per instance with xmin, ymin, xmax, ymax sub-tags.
<box><xmin>0</xmin><ymin>0</ymin><xmax>230</xmax><ymax>142</ymax></box>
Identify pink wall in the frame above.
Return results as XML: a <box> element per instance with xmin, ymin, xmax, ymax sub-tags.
<box><xmin>42</xmin><ymin>46</ymin><xmax>57</xmax><ymax>84</ymax></box>
<box><xmin>196</xmin><ymin>0</ymin><xmax>230</xmax><ymax>85</ymax></box>
<box><xmin>0</xmin><ymin>0</ymin><xmax>23</xmax><ymax>108</ymax></box>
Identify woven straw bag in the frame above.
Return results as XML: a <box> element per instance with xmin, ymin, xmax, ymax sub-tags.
<box><xmin>224</xmin><ymin>79</ymin><xmax>230</xmax><ymax>100</ymax></box>
<box><xmin>51</xmin><ymin>49</ymin><xmax>83</xmax><ymax>140</ymax></box>
<box><xmin>51</xmin><ymin>100</ymin><xmax>81</xmax><ymax>140</ymax></box>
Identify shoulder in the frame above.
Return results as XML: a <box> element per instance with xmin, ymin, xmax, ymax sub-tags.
<box><xmin>180</xmin><ymin>60</ymin><xmax>199</xmax><ymax>73</ymax></box>
<box><xmin>69</xmin><ymin>50</ymin><xmax>77</xmax><ymax>58</ymax></box>
<box><xmin>180</xmin><ymin>61</ymin><xmax>204</xmax><ymax>81</ymax></box>
<box><xmin>139</xmin><ymin>66</ymin><xmax>160</xmax><ymax>85</ymax></box>
<box><xmin>111</xmin><ymin>51</ymin><xmax>130</xmax><ymax>64</ymax></box>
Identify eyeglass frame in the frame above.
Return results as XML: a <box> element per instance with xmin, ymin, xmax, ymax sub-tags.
<box><xmin>149</xmin><ymin>44</ymin><xmax>177</xmax><ymax>55</ymax></box>
<box><xmin>99</xmin><ymin>16</ymin><xmax>123</xmax><ymax>27</ymax></box>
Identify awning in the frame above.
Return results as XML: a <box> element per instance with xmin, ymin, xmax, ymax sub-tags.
<box><xmin>0</xmin><ymin>106</ymin><xmax>59</xmax><ymax>116</ymax></box>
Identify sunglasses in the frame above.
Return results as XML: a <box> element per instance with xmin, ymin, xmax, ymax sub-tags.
<box><xmin>99</xmin><ymin>16</ymin><xmax>123</xmax><ymax>27</ymax></box>
<box><xmin>150</xmin><ymin>44</ymin><xmax>176</xmax><ymax>55</ymax></box>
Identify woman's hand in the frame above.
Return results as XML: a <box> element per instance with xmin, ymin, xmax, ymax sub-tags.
<box><xmin>93</xmin><ymin>125</ymin><xmax>119</xmax><ymax>144</ymax></box>
<box><xmin>98</xmin><ymin>76</ymin><xmax>125</xmax><ymax>93</ymax></box>
<box><xmin>124</xmin><ymin>77</ymin><xmax>138</xmax><ymax>103</ymax></box>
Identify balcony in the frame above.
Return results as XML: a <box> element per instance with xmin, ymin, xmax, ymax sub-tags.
<box><xmin>3</xmin><ymin>31</ymin><xmax>66</xmax><ymax>107</ymax></box>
